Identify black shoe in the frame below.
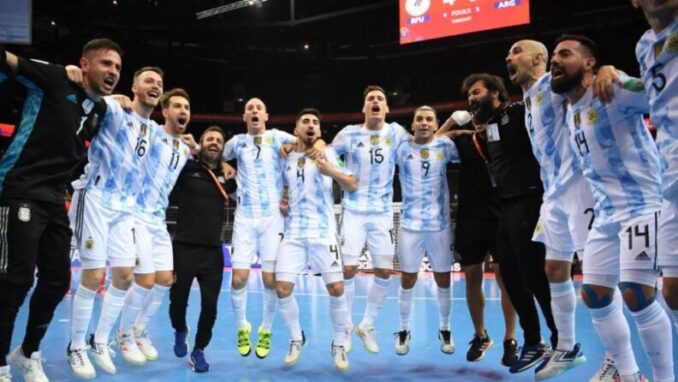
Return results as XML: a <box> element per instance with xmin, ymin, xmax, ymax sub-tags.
<box><xmin>509</xmin><ymin>342</ymin><xmax>551</xmax><ymax>374</ymax></box>
<box><xmin>466</xmin><ymin>330</ymin><xmax>493</xmax><ymax>362</ymax></box>
<box><xmin>501</xmin><ymin>338</ymin><xmax>518</xmax><ymax>367</ymax></box>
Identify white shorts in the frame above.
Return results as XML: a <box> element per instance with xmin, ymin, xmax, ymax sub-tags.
<box><xmin>397</xmin><ymin>227</ymin><xmax>453</xmax><ymax>273</ymax></box>
<box><xmin>134</xmin><ymin>218</ymin><xmax>173</xmax><ymax>274</ymax></box>
<box><xmin>231</xmin><ymin>212</ymin><xmax>284</xmax><ymax>270</ymax></box>
<box><xmin>583</xmin><ymin>212</ymin><xmax>661</xmax><ymax>277</ymax></box>
<box><xmin>275</xmin><ymin>235</ymin><xmax>343</xmax><ymax>285</ymax></box>
<box><xmin>340</xmin><ymin>210</ymin><xmax>395</xmax><ymax>269</ymax></box>
<box><xmin>658</xmin><ymin>199</ymin><xmax>678</xmax><ymax>268</ymax></box>
<box><xmin>533</xmin><ymin>175</ymin><xmax>594</xmax><ymax>256</ymax></box>
<box><xmin>68</xmin><ymin>189</ymin><xmax>136</xmax><ymax>270</ymax></box>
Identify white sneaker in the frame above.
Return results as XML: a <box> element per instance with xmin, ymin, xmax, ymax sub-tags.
<box><xmin>394</xmin><ymin>330</ymin><xmax>410</xmax><ymax>355</ymax></box>
<box><xmin>8</xmin><ymin>347</ymin><xmax>48</xmax><ymax>382</ymax></box>
<box><xmin>0</xmin><ymin>365</ymin><xmax>10</xmax><ymax>382</ymax></box>
<box><xmin>356</xmin><ymin>324</ymin><xmax>379</xmax><ymax>353</ymax></box>
<box><xmin>134</xmin><ymin>327</ymin><xmax>158</xmax><ymax>361</ymax></box>
<box><xmin>283</xmin><ymin>332</ymin><xmax>306</xmax><ymax>367</ymax></box>
<box><xmin>115</xmin><ymin>330</ymin><xmax>147</xmax><ymax>365</ymax></box>
<box><xmin>588</xmin><ymin>357</ymin><xmax>619</xmax><ymax>382</ymax></box>
<box><xmin>88</xmin><ymin>335</ymin><xmax>116</xmax><ymax>374</ymax></box>
<box><xmin>344</xmin><ymin>324</ymin><xmax>353</xmax><ymax>353</ymax></box>
<box><xmin>67</xmin><ymin>344</ymin><xmax>96</xmax><ymax>379</ymax></box>
<box><xmin>438</xmin><ymin>330</ymin><xmax>455</xmax><ymax>354</ymax></box>
<box><xmin>331</xmin><ymin>342</ymin><xmax>349</xmax><ymax>372</ymax></box>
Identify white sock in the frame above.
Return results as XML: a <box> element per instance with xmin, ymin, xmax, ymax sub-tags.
<box><xmin>278</xmin><ymin>295</ymin><xmax>302</xmax><ymax>341</ymax></box>
<box><xmin>70</xmin><ymin>286</ymin><xmax>97</xmax><ymax>350</ymax></box>
<box><xmin>590</xmin><ymin>291</ymin><xmax>639</xmax><ymax>377</ymax></box>
<box><xmin>630</xmin><ymin>301</ymin><xmax>674</xmax><ymax>382</ymax></box>
<box><xmin>550</xmin><ymin>280</ymin><xmax>576</xmax><ymax>351</ymax></box>
<box><xmin>231</xmin><ymin>286</ymin><xmax>248</xmax><ymax>328</ymax></box>
<box><xmin>360</xmin><ymin>276</ymin><xmax>389</xmax><ymax>328</ymax></box>
<box><xmin>344</xmin><ymin>278</ymin><xmax>355</xmax><ymax>327</ymax></box>
<box><xmin>119</xmin><ymin>282</ymin><xmax>151</xmax><ymax>332</ymax></box>
<box><xmin>437</xmin><ymin>286</ymin><xmax>452</xmax><ymax>331</ymax></box>
<box><xmin>135</xmin><ymin>284</ymin><xmax>170</xmax><ymax>331</ymax></box>
<box><xmin>260</xmin><ymin>287</ymin><xmax>278</xmax><ymax>331</ymax></box>
<box><xmin>94</xmin><ymin>285</ymin><xmax>127</xmax><ymax>342</ymax></box>
<box><xmin>398</xmin><ymin>287</ymin><xmax>414</xmax><ymax>331</ymax></box>
<box><xmin>329</xmin><ymin>294</ymin><xmax>348</xmax><ymax>346</ymax></box>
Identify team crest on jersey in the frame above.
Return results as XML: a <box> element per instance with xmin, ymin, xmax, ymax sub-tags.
<box><xmin>525</xmin><ymin>97</ymin><xmax>532</xmax><ymax>110</ymax></box>
<box><xmin>254</xmin><ymin>136</ymin><xmax>262</xmax><ymax>145</ymax></box>
<box><xmin>370</xmin><ymin>135</ymin><xmax>380</xmax><ymax>145</ymax></box>
<box><xmin>436</xmin><ymin>151</ymin><xmax>444</xmax><ymax>160</ymax></box>
<box><xmin>18</xmin><ymin>206</ymin><xmax>30</xmax><ymax>222</ymax></box>
<box><xmin>420</xmin><ymin>149</ymin><xmax>429</xmax><ymax>159</ymax></box>
<box><xmin>574</xmin><ymin>112</ymin><xmax>581</xmax><ymax>128</ymax></box>
<box><xmin>666</xmin><ymin>32</ymin><xmax>678</xmax><ymax>53</ymax></box>
<box><xmin>173</xmin><ymin>140</ymin><xmax>180</xmax><ymax>149</ymax></box>
<box><xmin>535</xmin><ymin>92</ymin><xmax>545</xmax><ymax>106</ymax></box>
<box><xmin>265</xmin><ymin>136</ymin><xmax>273</xmax><ymax>144</ymax></box>
<box><xmin>586</xmin><ymin>109</ymin><xmax>597</xmax><ymax>125</ymax></box>
<box><xmin>140</xmin><ymin>124</ymin><xmax>148</xmax><ymax>137</ymax></box>
<box><xmin>84</xmin><ymin>237</ymin><xmax>95</xmax><ymax>251</ymax></box>
<box><xmin>297</xmin><ymin>158</ymin><xmax>306</xmax><ymax>167</ymax></box>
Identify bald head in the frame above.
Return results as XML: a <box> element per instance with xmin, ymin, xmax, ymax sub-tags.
<box><xmin>506</xmin><ymin>39</ymin><xmax>549</xmax><ymax>91</ymax></box>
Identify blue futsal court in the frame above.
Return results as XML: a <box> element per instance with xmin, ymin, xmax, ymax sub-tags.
<box><xmin>10</xmin><ymin>270</ymin><xmax>678</xmax><ymax>381</ymax></box>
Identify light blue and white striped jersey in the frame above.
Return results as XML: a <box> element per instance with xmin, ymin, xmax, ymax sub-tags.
<box><xmin>72</xmin><ymin>98</ymin><xmax>154</xmax><ymax>213</ymax></box>
<box><xmin>331</xmin><ymin>122</ymin><xmax>410</xmax><ymax>213</ymax></box>
<box><xmin>636</xmin><ymin>20</ymin><xmax>678</xmax><ymax>201</ymax></box>
<box><xmin>396</xmin><ymin>136</ymin><xmax>460</xmax><ymax>231</ymax></box>
<box><xmin>282</xmin><ymin>148</ymin><xmax>349</xmax><ymax>240</ymax></box>
<box><xmin>565</xmin><ymin>74</ymin><xmax>662</xmax><ymax>226</ymax></box>
<box><xmin>223</xmin><ymin>129</ymin><xmax>296</xmax><ymax>218</ymax></box>
<box><xmin>524</xmin><ymin>73</ymin><xmax>582</xmax><ymax>199</ymax></box>
<box><xmin>135</xmin><ymin>126</ymin><xmax>191</xmax><ymax>223</ymax></box>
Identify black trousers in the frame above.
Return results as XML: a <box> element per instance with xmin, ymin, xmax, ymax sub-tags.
<box><xmin>496</xmin><ymin>193</ymin><xmax>558</xmax><ymax>347</ymax></box>
<box><xmin>0</xmin><ymin>198</ymin><xmax>71</xmax><ymax>364</ymax></box>
<box><xmin>169</xmin><ymin>241</ymin><xmax>224</xmax><ymax>350</ymax></box>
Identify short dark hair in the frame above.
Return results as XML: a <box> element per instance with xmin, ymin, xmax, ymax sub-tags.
<box><xmin>200</xmin><ymin>125</ymin><xmax>225</xmax><ymax>143</ymax></box>
<box><xmin>296</xmin><ymin>108</ymin><xmax>321</xmax><ymax>123</ymax></box>
<box><xmin>82</xmin><ymin>38</ymin><xmax>122</xmax><ymax>57</ymax></box>
<box><xmin>133</xmin><ymin>66</ymin><xmax>164</xmax><ymax>81</ymax></box>
<box><xmin>554</xmin><ymin>34</ymin><xmax>599</xmax><ymax>61</ymax></box>
<box><xmin>161</xmin><ymin>88</ymin><xmax>190</xmax><ymax>109</ymax></box>
<box><xmin>363</xmin><ymin>85</ymin><xmax>387</xmax><ymax>100</ymax></box>
<box><xmin>460</xmin><ymin>73</ymin><xmax>509</xmax><ymax>103</ymax></box>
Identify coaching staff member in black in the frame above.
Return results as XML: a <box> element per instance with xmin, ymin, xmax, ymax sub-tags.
<box><xmin>461</xmin><ymin>73</ymin><xmax>556</xmax><ymax>374</ymax></box>
<box><xmin>169</xmin><ymin>126</ymin><xmax>236</xmax><ymax>373</ymax></box>
<box><xmin>0</xmin><ymin>39</ymin><xmax>121</xmax><ymax>379</ymax></box>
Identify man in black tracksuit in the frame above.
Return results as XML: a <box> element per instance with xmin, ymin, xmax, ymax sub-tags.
<box><xmin>461</xmin><ymin>73</ymin><xmax>556</xmax><ymax>374</ymax></box>
<box><xmin>168</xmin><ymin>126</ymin><xmax>236</xmax><ymax>373</ymax></box>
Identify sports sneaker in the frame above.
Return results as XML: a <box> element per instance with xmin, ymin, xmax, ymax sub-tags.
<box><xmin>356</xmin><ymin>324</ymin><xmax>379</xmax><ymax>353</ymax></box>
<box><xmin>589</xmin><ymin>357</ymin><xmax>619</xmax><ymax>382</ymax></box>
<box><xmin>0</xmin><ymin>365</ymin><xmax>11</xmax><ymax>382</ymax></box>
<box><xmin>255</xmin><ymin>327</ymin><xmax>272</xmax><ymax>359</ymax></box>
<box><xmin>237</xmin><ymin>321</ymin><xmax>252</xmax><ymax>357</ymax></box>
<box><xmin>615</xmin><ymin>372</ymin><xmax>650</xmax><ymax>382</ymax></box>
<box><xmin>344</xmin><ymin>324</ymin><xmax>353</xmax><ymax>353</ymax></box>
<box><xmin>189</xmin><ymin>348</ymin><xmax>209</xmax><ymax>373</ymax></box>
<box><xmin>283</xmin><ymin>331</ymin><xmax>306</xmax><ymax>367</ymax></box>
<box><xmin>134</xmin><ymin>327</ymin><xmax>158</xmax><ymax>361</ymax></box>
<box><xmin>174</xmin><ymin>330</ymin><xmax>189</xmax><ymax>358</ymax></box>
<box><xmin>509</xmin><ymin>342</ymin><xmax>551</xmax><ymax>374</ymax></box>
<box><xmin>88</xmin><ymin>334</ymin><xmax>116</xmax><ymax>374</ymax></box>
<box><xmin>535</xmin><ymin>343</ymin><xmax>587</xmax><ymax>380</ymax></box>
<box><xmin>438</xmin><ymin>330</ymin><xmax>455</xmax><ymax>354</ymax></box>
<box><xmin>331</xmin><ymin>342</ymin><xmax>349</xmax><ymax>372</ymax></box>
<box><xmin>501</xmin><ymin>338</ymin><xmax>519</xmax><ymax>366</ymax></box>
<box><xmin>8</xmin><ymin>347</ymin><xmax>48</xmax><ymax>382</ymax></box>
<box><xmin>394</xmin><ymin>330</ymin><xmax>411</xmax><ymax>355</ymax></box>
<box><xmin>115</xmin><ymin>330</ymin><xmax>147</xmax><ymax>365</ymax></box>
<box><xmin>67</xmin><ymin>343</ymin><xmax>96</xmax><ymax>379</ymax></box>
<box><xmin>466</xmin><ymin>331</ymin><xmax>493</xmax><ymax>362</ymax></box>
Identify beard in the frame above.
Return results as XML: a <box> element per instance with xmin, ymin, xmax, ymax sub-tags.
<box><xmin>551</xmin><ymin>68</ymin><xmax>583</xmax><ymax>94</ymax></box>
<box><xmin>200</xmin><ymin>149</ymin><xmax>221</xmax><ymax>165</ymax></box>
<box><xmin>470</xmin><ymin>95</ymin><xmax>496</xmax><ymax>124</ymax></box>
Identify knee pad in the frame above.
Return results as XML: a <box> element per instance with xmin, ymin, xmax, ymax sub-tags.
<box><xmin>582</xmin><ymin>284</ymin><xmax>614</xmax><ymax>308</ymax></box>
<box><xmin>619</xmin><ymin>281</ymin><xmax>656</xmax><ymax>312</ymax></box>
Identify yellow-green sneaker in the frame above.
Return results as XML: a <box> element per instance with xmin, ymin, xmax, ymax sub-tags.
<box><xmin>237</xmin><ymin>322</ymin><xmax>252</xmax><ymax>356</ymax></box>
<box><xmin>255</xmin><ymin>327</ymin><xmax>272</xmax><ymax>359</ymax></box>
